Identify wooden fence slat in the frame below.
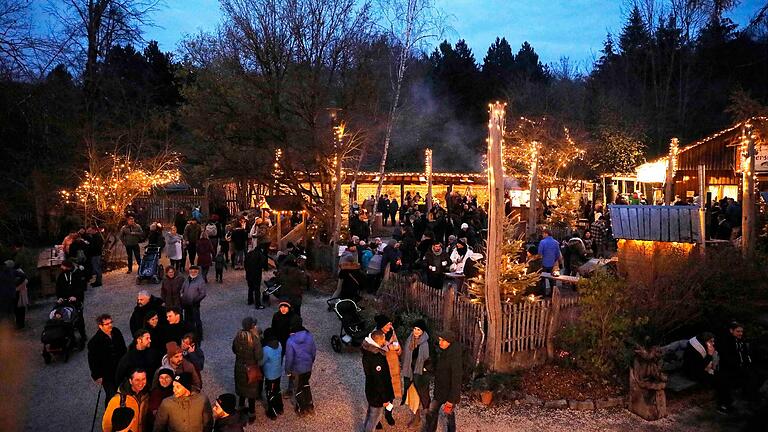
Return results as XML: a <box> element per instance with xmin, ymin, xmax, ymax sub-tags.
<box><xmin>679</xmin><ymin>208</ymin><xmax>692</xmax><ymax>242</ymax></box>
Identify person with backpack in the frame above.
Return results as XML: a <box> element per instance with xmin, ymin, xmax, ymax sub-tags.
<box><xmin>205</xmin><ymin>218</ymin><xmax>219</xmax><ymax>253</ymax></box>
<box><xmin>102</xmin><ymin>369</ymin><xmax>149</xmax><ymax>432</ymax></box>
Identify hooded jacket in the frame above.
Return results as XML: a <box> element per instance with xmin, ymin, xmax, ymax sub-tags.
<box><xmin>433</xmin><ymin>338</ymin><xmax>463</xmax><ymax>404</ymax></box>
<box><xmin>153</xmin><ymin>392</ymin><xmax>213</xmax><ymax>432</ymax></box>
<box><xmin>102</xmin><ymin>379</ymin><xmax>149</xmax><ymax>432</ymax></box>
<box><xmin>180</xmin><ymin>276</ymin><xmax>206</xmax><ymax>307</ymax></box>
<box><xmin>361</xmin><ymin>336</ymin><xmax>395</xmax><ymax>406</ymax></box>
<box><xmin>285</xmin><ymin>329</ymin><xmax>317</xmax><ymax>375</ymax></box>
<box><xmin>262</xmin><ymin>339</ymin><xmax>283</xmax><ymax>381</ymax></box>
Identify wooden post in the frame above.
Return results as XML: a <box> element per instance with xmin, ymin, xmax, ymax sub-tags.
<box><xmin>425</xmin><ymin>148</ymin><xmax>433</xmax><ymax>212</ymax></box>
<box><xmin>485</xmin><ymin>102</ymin><xmax>506</xmax><ymax>371</ymax></box>
<box><xmin>742</xmin><ymin>123</ymin><xmax>756</xmax><ymax>258</ymax></box>
<box><xmin>546</xmin><ymin>286</ymin><xmax>562</xmax><ymax>359</ymax></box>
<box><xmin>526</xmin><ymin>141</ymin><xmax>539</xmax><ymax>238</ymax></box>
<box><xmin>698</xmin><ymin>165</ymin><xmax>706</xmax><ymax>256</ymax></box>
<box><xmin>275</xmin><ymin>212</ymin><xmax>283</xmax><ymax>249</ymax></box>
<box><xmin>664</xmin><ymin>138</ymin><xmax>679</xmax><ymax>205</ymax></box>
<box><xmin>442</xmin><ymin>284</ymin><xmax>456</xmax><ymax>332</ymax></box>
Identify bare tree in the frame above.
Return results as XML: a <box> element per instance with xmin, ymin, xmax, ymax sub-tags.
<box><xmin>0</xmin><ymin>0</ymin><xmax>63</xmax><ymax>79</ymax></box>
<box><xmin>371</xmin><ymin>0</ymin><xmax>443</xmax><ymax>218</ymax></box>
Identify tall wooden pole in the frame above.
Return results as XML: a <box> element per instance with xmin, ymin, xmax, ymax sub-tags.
<box><xmin>425</xmin><ymin>148</ymin><xmax>433</xmax><ymax>212</ymax></box>
<box><xmin>664</xmin><ymin>138</ymin><xmax>679</xmax><ymax>205</ymax></box>
<box><xmin>698</xmin><ymin>164</ymin><xmax>706</xmax><ymax>256</ymax></box>
<box><xmin>485</xmin><ymin>102</ymin><xmax>506</xmax><ymax>371</ymax></box>
<box><xmin>526</xmin><ymin>141</ymin><xmax>539</xmax><ymax>238</ymax></box>
<box><xmin>742</xmin><ymin>123</ymin><xmax>756</xmax><ymax>258</ymax></box>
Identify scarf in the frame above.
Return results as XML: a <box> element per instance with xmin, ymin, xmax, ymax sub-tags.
<box><xmin>689</xmin><ymin>336</ymin><xmax>706</xmax><ymax>358</ymax></box>
<box><xmin>401</xmin><ymin>332</ymin><xmax>430</xmax><ymax>379</ymax></box>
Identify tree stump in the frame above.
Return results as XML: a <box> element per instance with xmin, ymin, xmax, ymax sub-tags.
<box><xmin>629</xmin><ymin>346</ymin><xmax>667</xmax><ymax>421</ymax></box>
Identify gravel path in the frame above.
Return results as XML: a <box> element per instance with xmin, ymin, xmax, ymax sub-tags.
<box><xmin>9</xmin><ymin>263</ymin><xmax>725</xmax><ymax>431</ymax></box>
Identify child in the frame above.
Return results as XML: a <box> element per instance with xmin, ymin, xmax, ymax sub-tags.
<box><xmin>215</xmin><ymin>250</ymin><xmax>227</xmax><ymax>283</ymax></box>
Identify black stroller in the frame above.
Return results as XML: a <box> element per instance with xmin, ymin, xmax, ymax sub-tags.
<box><xmin>330</xmin><ymin>298</ymin><xmax>370</xmax><ymax>353</ymax></box>
<box><xmin>41</xmin><ymin>301</ymin><xmax>83</xmax><ymax>364</ymax></box>
<box><xmin>137</xmin><ymin>245</ymin><xmax>163</xmax><ymax>284</ymax></box>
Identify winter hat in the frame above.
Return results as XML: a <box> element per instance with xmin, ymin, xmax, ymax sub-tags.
<box><xmin>278</xmin><ymin>301</ymin><xmax>291</xmax><ymax>309</ymax></box>
<box><xmin>374</xmin><ymin>314</ymin><xmax>391</xmax><ymax>330</ymax></box>
<box><xmin>437</xmin><ymin>329</ymin><xmax>457</xmax><ymax>343</ymax></box>
<box><xmin>461</xmin><ymin>223</ymin><xmax>469</xmax><ymax>230</ymax></box>
<box><xmin>216</xmin><ymin>393</ymin><xmax>237</xmax><ymax>416</ymax></box>
<box><xmin>412</xmin><ymin>319</ymin><xmax>428</xmax><ymax>332</ymax></box>
<box><xmin>174</xmin><ymin>372</ymin><xmax>193</xmax><ymax>391</ymax></box>
<box><xmin>166</xmin><ymin>341</ymin><xmax>182</xmax><ymax>356</ymax></box>
<box><xmin>157</xmin><ymin>368</ymin><xmax>175</xmax><ymax>381</ymax></box>
<box><xmin>111</xmin><ymin>406</ymin><xmax>135</xmax><ymax>431</ymax></box>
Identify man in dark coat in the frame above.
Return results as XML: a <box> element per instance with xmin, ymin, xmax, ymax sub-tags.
<box><xmin>159</xmin><ymin>307</ymin><xmax>195</xmax><ymax>347</ymax></box>
<box><xmin>115</xmin><ymin>329</ymin><xmax>161</xmax><ymax>385</ymax></box>
<box><xmin>361</xmin><ymin>330</ymin><xmax>395</xmax><ymax>432</ymax></box>
<box><xmin>278</xmin><ymin>257</ymin><xmax>310</xmax><ymax>316</ymax></box>
<box><xmin>244</xmin><ymin>246</ymin><xmax>268</xmax><ymax>309</ymax></box>
<box><xmin>85</xmin><ymin>226</ymin><xmax>104</xmax><ymax>287</ymax></box>
<box><xmin>129</xmin><ymin>290</ymin><xmax>166</xmax><ymax>335</ymax></box>
<box><xmin>718</xmin><ymin>322</ymin><xmax>759</xmax><ymax>403</ymax></box>
<box><xmin>55</xmin><ymin>260</ymin><xmax>88</xmax><ymax>345</ymax></box>
<box><xmin>389</xmin><ymin>199</ymin><xmax>399</xmax><ymax>226</ymax></box>
<box><xmin>422</xmin><ymin>330</ymin><xmax>462</xmax><ymax>432</ymax></box>
<box><xmin>271</xmin><ymin>302</ymin><xmax>296</xmax><ymax>356</ymax></box>
<box><xmin>422</xmin><ymin>243</ymin><xmax>450</xmax><ymax>289</ymax></box>
<box><xmin>88</xmin><ymin>313</ymin><xmax>127</xmax><ymax>405</ymax></box>
<box><xmin>682</xmin><ymin>332</ymin><xmax>731</xmax><ymax>413</ymax></box>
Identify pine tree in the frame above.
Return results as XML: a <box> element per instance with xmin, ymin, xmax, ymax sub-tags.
<box><xmin>512</xmin><ymin>41</ymin><xmax>549</xmax><ymax>82</ymax></box>
<box><xmin>482</xmin><ymin>37</ymin><xmax>515</xmax><ymax>100</ymax></box>
<box><xmin>618</xmin><ymin>5</ymin><xmax>651</xmax><ymax>56</ymax></box>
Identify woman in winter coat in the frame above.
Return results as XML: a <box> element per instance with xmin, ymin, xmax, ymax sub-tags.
<box><xmin>196</xmin><ymin>231</ymin><xmax>214</xmax><ymax>283</ymax></box>
<box><xmin>232</xmin><ymin>317</ymin><xmax>263</xmax><ymax>423</ymax></box>
<box><xmin>164</xmin><ymin>225</ymin><xmax>184</xmax><ymax>271</ymax></box>
<box><xmin>374</xmin><ymin>314</ymin><xmax>402</xmax><ymax>426</ymax></box>
<box><xmin>161</xmin><ymin>267</ymin><xmax>183</xmax><ymax>310</ymax></box>
<box><xmin>261</xmin><ymin>328</ymin><xmax>284</xmax><ymax>420</ymax></box>
<box><xmin>143</xmin><ymin>310</ymin><xmax>165</xmax><ymax>349</ymax></box>
<box><xmin>146</xmin><ymin>367</ymin><xmax>175</xmax><ymax>431</ymax></box>
<box><xmin>400</xmin><ymin>320</ymin><xmax>432</xmax><ymax>426</ymax></box>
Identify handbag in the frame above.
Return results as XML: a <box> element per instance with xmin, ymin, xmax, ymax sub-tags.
<box><xmin>246</xmin><ymin>364</ymin><xmax>263</xmax><ymax>384</ymax></box>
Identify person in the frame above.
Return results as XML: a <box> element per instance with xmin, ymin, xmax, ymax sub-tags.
<box><xmin>458</xmin><ymin>223</ymin><xmax>478</xmax><ymax>249</ymax></box>
<box><xmin>525</xmin><ymin>245</ymin><xmax>542</xmax><ymax>275</ymax></box>
<box><xmin>271</xmin><ymin>302</ymin><xmax>296</xmax><ymax>356</ymax></box>
<box><xmin>130</xmin><ymin>290</ymin><xmax>166</xmax><ymax>335</ymax></box>
<box><xmin>115</xmin><ymin>329</ymin><xmax>160</xmax><ymax>385</ymax></box>
<box><xmin>718</xmin><ymin>322</ymin><xmax>757</xmax><ymax>404</ymax></box>
<box><xmin>161</xmin><ymin>267</ymin><xmax>183</xmax><ymax>310</ymax></box>
<box><xmin>109</xmin><ymin>407</ymin><xmax>135</xmax><ymax>432</ymax></box>
<box><xmin>164</xmin><ymin>225</ymin><xmax>184</xmax><ymax>272</ymax></box>
<box><xmin>147</xmin><ymin>368</ymin><xmax>175</xmax><ymax>431</ymax></box>
<box><xmin>120</xmin><ymin>216</ymin><xmax>144</xmax><ymax>273</ymax></box>
<box><xmin>682</xmin><ymin>332</ymin><xmax>731</xmax><ymax>413</ymax></box>
<box><xmin>215</xmin><ymin>250</ymin><xmax>227</xmax><ymax>283</ymax></box>
<box><xmin>262</xmin><ymin>328</ymin><xmax>285</xmax><ymax>420</ymax></box>
<box><xmin>183</xmin><ymin>218</ymin><xmax>202</xmax><ymax>269</ymax></box>
<box><xmin>230</xmin><ymin>221</ymin><xmax>248</xmax><ymax>270</ymax></box>
<box><xmin>538</xmin><ymin>229</ymin><xmax>563</xmax><ymax>296</ymax></box>
<box><xmin>103</xmin><ymin>368</ymin><xmax>149</xmax><ymax>432</ymax></box>
<box><xmin>181</xmin><ymin>265</ymin><xmax>207</xmax><ymax>342</ymax></box>
<box><xmin>564</xmin><ymin>233</ymin><xmax>588</xmax><ymax>276</ymax></box>
<box><xmin>244</xmin><ymin>245</ymin><xmax>268</xmax><ymax>308</ymax></box>
<box><xmin>421</xmin><ymin>330</ymin><xmax>462</xmax><ymax>432</ymax></box>
<box><xmin>159</xmin><ymin>341</ymin><xmax>203</xmax><ymax>393</ymax></box>
<box><xmin>182</xmin><ymin>332</ymin><xmax>205</xmax><ymax>372</ymax></box>
<box><xmin>4</xmin><ymin>260</ymin><xmax>28</xmax><ymax>329</ymax></box>
<box><xmin>423</xmin><ymin>242</ymin><xmax>449</xmax><ymax>289</ymax></box>
<box><xmin>401</xmin><ymin>320</ymin><xmax>431</xmax><ymax>427</ymax></box>
<box><xmin>448</xmin><ymin>240</ymin><xmax>473</xmax><ymax>274</ymax></box>
<box><xmin>174</xmin><ymin>211</ymin><xmax>189</xmax><ymax>271</ymax></box>
<box><xmin>192</xmin><ymin>206</ymin><xmax>203</xmax><ymax>223</ymax></box>
<box><xmin>285</xmin><ymin>318</ymin><xmax>316</xmax><ymax>415</ymax></box>
<box><xmin>381</xmin><ymin>240</ymin><xmax>402</xmax><ymax>275</ymax></box>
<box><xmin>279</xmin><ymin>255</ymin><xmax>310</xmax><ymax>316</ymax></box>
<box><xmin>160</xmin><ymin>307</ymin><xmax>195</xmax><ymax>347</ymax></box>
<box><xmin>589</xmin><ymin>216</ymin><xmax>607</xmax><ymax>258</ymax></box>
<box><xmin>204</xmin><ymin>218</ymin><xmax>220</xmax><ymax>253</ymax></box>
<box><xmin>85</xmin><ymin>225</ymin><xmax>104</xmax><ymax>287</ymax></box>
<box><xmin>716</xmin><ymin>214</ymin><xmax>732</xmax><ymax>240</ymax></box>
<box><xmin>88</xmin><ymin>313</ymin><xmax>128</xmax><ymax>405</ymax></box>
<box><xmin>389</xmin><ymin>198</ymin><xmax>399</xmax><ymax>226</ymax></box>
<box><xmin>153</xmin><ymin>372</ymin><xmax>213</xmax><ymax>432</ymax></box>
<box><xmin>55</xmin><ymin>260</ymin><xmax>87</xmax><ymax>346</ymax></box>
<box><xmin>361</xmin><ymin>329</ymin><xmax>395</xmax><ymax>432</ymax></box>
<box><xmin>373</xmin><ymin>314</ymin><xmax>401</xmax><ymax>426</ymax></box>
<box><xmin>196</xmin><ymin>231</ymin><xmax>214</xmax><ymax>283</ymax></box>
<box><xmin>232</xmin><ymin>316</ymin><xmax>263</xmax><ymax>423</ymax></box>
<box><xmin>213</xmin><ymin>393</ymin><xmax>246</xmax><ymax>432</ymax></box>
<box><xmin>147</xmin><ymin>222</ymin><xmax>166</xmax><ymax>253</ymax></box>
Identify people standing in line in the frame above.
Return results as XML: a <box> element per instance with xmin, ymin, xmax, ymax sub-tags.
<box><xmin>196</xmin><ymin>231</ymin><xmax>214</xmax><ymax>283</ymax></box>
<box><xmin>160</xmin><ymin>307</ymin><xmax>195</xmax><ymax>347</ymax></box>
<box><xmin>120</xmin><ymin>216</ymin><xmax>144</xmax><ymax>274</ymax></box>
<box><xmin>88</xmin><ymin>313</ymin><xmax>128</xmax><ymax>405</ymax></box>
<box><xmin>284</xmin><ymin>318</ymin><xmax>317</xmax><ymax>416</ymax></box>
<box><xmin>244</xmin><ymin>245</ymin><xmax>268</xmax><ymax>309</ymax></box>
<box><xmin>159</xmin><ymin>341</ymin><xmax>203</xmax><ymax>393</ymax></box>
<box><xmin>373</xmin><ymin>314</ymin><xmax>402</xmax><ymax>426</ymax></box>
<box><xmin>183</xmin><ymin>218</ymin><xmax>202</xmax><ymax>270</ymax></box>
<box><xmin>401</xmin><ymin>320</ymin><xmax>431</xmax><ymax>427</ymax></box>
<box><xmin>262</xmin><ymin>328</ymin><xmax>285</xmax><ymax>420</ymax></box>
<box><xmin>164</xmin><ymin>225</ymin><xmax>184</xmax><ymax>272</ymax></box>
<box><xmin>142</xmin><ymin>311</ymin><xmax>165</xmax><ymax>356</ymax></box>
<box><xmin>213</xmin><ymin>393</ymin><xmax>246</xmax><ymax>432</ymax></box>
<box><xmin>102</xmin><ymin>368</ymin><xmax>149</xmax><ymax>432</ymax></box>
<box><xmin>421</xmin><ymin>330</ymin><xmax>462</xmax><ymax>432</ymax></box>
<box><xmin>153</xmin><ymin>372</ymin><xmax>213</xmax><ymax>432</ymax></box>
<box><xmin>361</xmin><ymin>329</ymin><xmax>395</xmax><ymax>432</ymax></box>
<box><xmin>161</xmin><ymin>267</ymin><xmax>183</xmax><ymax>310</ymax></box>
<box><xmin>55</xmin><ymin>259</ymin><xmax>88</xmax><ymax>347</ymax></box>
<box><xmin>130</xmin><ymin>290</ymin><xmax>166</xmax><ymax>335</ymax></box>
<box><xmin>115</xmin><ymin>329</ymin><xmax>161</xmax><ymax>385</ymax></box>
<box><xmin>85</xmin><ymin>225</ymin><xmax>104</xmax><ymax>287</ymax></box>
<box><xmin>182</xmin><ymin>332</ymin><xmax>205</xmax><ymax>372</ymax></box>
<box><xmin>146</xmin><ymin>368</ymin><xmax>175</xmax><ymax>431</ymax></box>
<box><xmin>181</xmin><ymin>266</ymin><xmax>207</xmax><ymax>342</ymax></box>
<box><xmin>232</xmin><ymin>317</ymin><xmax>263</xmax><ymax>424</ymax></box>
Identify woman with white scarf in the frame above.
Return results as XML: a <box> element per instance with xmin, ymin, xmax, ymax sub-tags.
<box><xmin>400</xmin><ymin>319</ymin><xmax>431</xmax><ymax>427</ymax></box>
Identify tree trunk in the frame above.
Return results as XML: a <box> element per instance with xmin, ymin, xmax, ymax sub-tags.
<box><xmin>742</xmin><ymin>124</ymin><xmax>756</xmax><ymax>258</ymax></box>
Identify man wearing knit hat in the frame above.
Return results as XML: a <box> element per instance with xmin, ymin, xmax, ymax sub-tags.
<box><xmin>213</xmin><ymin>393</ymin><xmax>246</xmax><ymax>431</ymax></box>
<box><xmin>153</xmin><ymin>372</ymin><xmax>213</xmax><ymax>432</ymax></box>
<box><xmin>421</xmin><ymin>330</ymin><xmax>462</xmax><ymax>432</ymax></box>
<box><xmin>158</xmin><ymin>341</ymin><xmax>202</xmax><ymax>393</ymax></box>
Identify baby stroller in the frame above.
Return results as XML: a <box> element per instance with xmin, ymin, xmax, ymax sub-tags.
<box><xmin>137</xmin><ymin>245</ymin><xmax>163</xmax><ymax>284</ymax></box>
<box><xmin>41</xmin><ymin>301</ymin><xmax>83</xmax><ymax>364</ymax></box>
<box><xmin>330</xmin><ymin>298</ymin><xmax>370</xmax><ymax>353</ymax></box>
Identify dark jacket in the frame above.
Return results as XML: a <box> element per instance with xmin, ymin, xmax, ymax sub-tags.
<box><xmin>244</xmin><ymin>248</ymin><xmax>268</xmax><ymax>282</ymax></box>
<box><xmin>115</xmin><ymin>346</ymin><xmax>161</xmax><ymax>385</ymax></box>
<box><xmin>271</xmin><ymin>308</ymin><xmax>296</xmax><ymax>350</ymax></box>
<box><xmin>361</xmin><ymin>336</ymin><xmax>395</xmax><ymax>406</ymax></box>
<box><xmin>682</xmin><ymin>339</ymin><xmax>713</xmax><ymax>382</ymax></box>
<box><xmin>232</xmin><ymin>328</ymin><xmax>263</xmax><ymax>398</ymax></box>
<box><xmin>183</xmin><ymin>222</ymin><xmax>202</xmax><ymax>245</ymax></box>
<box><xmin>279</xmin><ymin>264</ymin><xmax>309</xmax><ymax>303</ymax></box>
<box><xmin>196</xmin><ymin>238</ymin><xmax>214</xmax><ymax>267</ymax></box>
<box><xmin>85</xmin><ymin>232</ymin><xmax>104</xmax><ymax>258</ymax></box>
<box><xmin>161</xmin><ymin>276</ymin><xmax>184</xmax><ymax>309</ymax></box>
<box><xmin>718</xmin><ymin>333</ymin><xmax>752</xmax><ymax>373</ymax></box>
<box><xmin>87</xmin><ymin>328</ymin><xmax>127</xmax><ymax>383</ymax></box>
<box><xmin>213</xmin><ymin>414</ymin><xmax>246</xmax><ymax>432</ymax></box>
<box><xmin>180</xmin><ymin>275</ymin><xmax>206</xmax><ymax>307</ymax></box>
<box><xmin>55</xmin><ymin>268</ymin><xmax>87</xmax><ymax>302</ymax></box>
<box><xmin>159</xmin><ymin>321</ymin><xmax>195</xmax><ymax>347</ymax></box>
<box><xmin>120</xmin><ymin>223</ymin><xmax>144</xmax><ymax>247</ymax></box>
<box><xmin>433</xmin><ymin>339</ymin><xmax>463</xmax><ymax>404</ymax></box>
<box><xmin>130</xmin><ymin>295</ymin><xmax>167</xmax><ymax>335</ymax></box>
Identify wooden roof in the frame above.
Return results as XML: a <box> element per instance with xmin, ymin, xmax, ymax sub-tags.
<box><xmin>609</xmin><ymin>205</ymin><xmax>701</xmax><ymax>243</ymax></box>
<box><xmin>265</xmin><ymin>195</ymin><xmax>306</xmax><ymax>211</ymax></box>
<box><xmin>676</xmin><ymin>117</ymin><xmax>767</xmax><ymax>172</ymax></box>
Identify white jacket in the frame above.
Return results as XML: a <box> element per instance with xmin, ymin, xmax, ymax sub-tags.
<box><xmin>449</xmin><ymin>247</ymin><xmax>473</xmax><ymax>273</ymax></box>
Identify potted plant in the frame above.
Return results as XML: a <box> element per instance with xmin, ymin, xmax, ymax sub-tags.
<box><xmin>472</xmin><ymin>377</ymin><xmax>495</xmax><ymax>406</ymax></box>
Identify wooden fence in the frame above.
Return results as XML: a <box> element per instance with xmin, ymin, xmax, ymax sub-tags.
<box><xmin>380</xmin><ymin>273</ymin><xmax>579</xmax><ymax>359</ymax></box>
<box><xmin>134</xmin><ymin>195</ymin><xmax>204</xmax><ymax>223</ymax></box>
